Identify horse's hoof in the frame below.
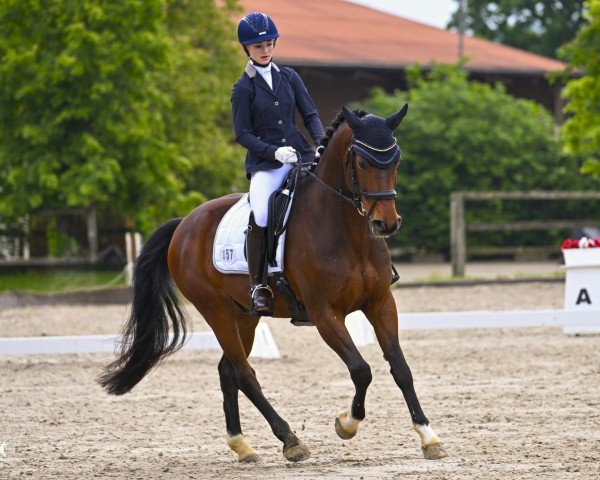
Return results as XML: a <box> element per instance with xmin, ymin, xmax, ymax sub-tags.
<box><xmin>239</xmin><ymin>452</ymin><xmax>259</xmax><ymax>463</ymax></box>
<box><xmin>227</xmin><ymin>434</ymin><xmax>258</xmax><ymax>463</ymax></box>
<box><xmin>283</xmin><ymin>443</ymin><xmax>311</xmax><ymax>462</ymax></box>
<box><xmin>335</xmin><ymin>413</ymin><xmax>359</xmax><ymax>440</ymax></box>
<box><xmin>422</xmin><ymin>442</ymin><xmax>447</xmax><ymax>460</ymax></box>
<box><xmin>335</xmin><ymin>412</ymin><xmax>360</xmax><ymax>440</ymax></box>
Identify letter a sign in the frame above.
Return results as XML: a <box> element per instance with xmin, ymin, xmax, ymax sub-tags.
<box><xmin>575</xmin><ymin>288</ymin><xmax>592</xmax><ymax>305</ymax></box>
<box><xmin>563</xmin><ymin>248</ymin><xmax>600</xmax><ymax>312</ymax></box>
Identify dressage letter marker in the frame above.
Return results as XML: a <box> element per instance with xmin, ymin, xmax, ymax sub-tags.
<box><xmin>563</xmin><ymin>247</ymin><xmax>600</xmax><ymax>311</ymax></box>
<box><xmin>576</xmin><ymin>288</ymin><xmax>592</xmax><ymax>305</ymax></box>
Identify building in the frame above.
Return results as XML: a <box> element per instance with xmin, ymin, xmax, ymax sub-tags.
<box><xmin>239</xmin><ymin>0</ymin><xmax>566</xmax><ymax>123</ymax></box>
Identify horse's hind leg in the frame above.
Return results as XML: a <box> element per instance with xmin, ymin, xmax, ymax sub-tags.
<box><xmin>200</xmin><ymin>300</ymin><xmax>310</xmax><ymax>462</ymax></box>
<box><xmin>367</xmin><ymin>293</ymin><xmax>446</xmax><ymax>460</ymax></box>
<box><xmin>218</xmin><ymin>310</ymin><xmax>260</xmax><ymax>462</ymax></box>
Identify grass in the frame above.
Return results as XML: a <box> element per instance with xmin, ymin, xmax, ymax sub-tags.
<box><xmin>514</xmin><ymin>269</ymin><xmax>565</xmax><ymax>279</ymax></box>
<box><xmin>0</xmin><ymin>270</ymin><xmax>127</xmax><ymax>293</ymax></box>
<box><xmin>423</xmin><ymin>272</ymin><xmax>475</xmax><ymax>283</ymax></box>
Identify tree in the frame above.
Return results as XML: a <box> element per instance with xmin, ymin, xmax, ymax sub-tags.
<box><xmin>0</xmin><ymin>1</ymin><xmax>176</xmax><ymax>230</ymax></box>
<box><xmin>561</xmin><ymin>0</ymin><xmax>600</xmax><ymax>177</ymax></box>
<box><xmin>162</xmin><ymin>0</ymin><xmax>246</xmax><ymax>209</ymax></box>
<box><xmin>448</xmin><ymin>0</ymin><xmax>586</xmax><ymax>59</ymax></box>
<box><xmin>362</xmin><ymin>64</ymin><xmax>594</xmax><ymax>255</ymax></box>
<box><xmin>0</xmin><ymin>0</ymin><xmax>246</xmax><ymax>233</ymax></box>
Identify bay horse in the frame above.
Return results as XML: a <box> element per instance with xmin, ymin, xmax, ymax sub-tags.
<box><xmin>99</xmin><ymin>105</ymin><xmax>446</xmax><ymax>463</ymax></box>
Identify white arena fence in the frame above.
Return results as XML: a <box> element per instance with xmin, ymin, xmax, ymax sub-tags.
<box><xmin>0</xmin><ymin>322</ymin><xmax>280</xmax><ymax>359</ymax></box>
<box><xmin>346</xmin><ymin>309</ymin><xmax>599</xmax><ymax>345</ymax></box>
<box><xmin>1</xmin><ymin>309</ymin><xmax>597</xmax><ymax>359</ymax></box>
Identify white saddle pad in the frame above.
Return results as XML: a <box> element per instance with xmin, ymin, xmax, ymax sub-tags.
<box><xmin>213</xmin><ymin>193</ymin><xmax>285</xmax><ymax>274</ymax></box>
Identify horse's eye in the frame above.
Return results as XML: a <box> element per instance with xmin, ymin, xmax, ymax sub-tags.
<box><xmin>358</xmin><ymin>159</ymin><xmax>368</xmax><ymax>170</ymax></box>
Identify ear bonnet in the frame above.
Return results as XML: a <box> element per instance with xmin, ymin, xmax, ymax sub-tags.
<box><xmin>342</xmin><ymin>105</ymin><xmax>407</xmax><ymax>168</ymax></box>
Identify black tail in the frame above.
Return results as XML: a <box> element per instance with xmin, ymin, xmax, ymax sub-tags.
<box><xmin>99</xmin><ymin>218</ymin><xmax>187</xmax><ymax>395</ymax></box>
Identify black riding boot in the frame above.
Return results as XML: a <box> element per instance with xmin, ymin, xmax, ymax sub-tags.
<box><xmin>247</xmin><ymin>214</ymin><xmax>273</xmax><ymax>316</ymax></box>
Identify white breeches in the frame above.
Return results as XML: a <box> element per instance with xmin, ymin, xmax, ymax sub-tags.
<box><xmin>249</xmin><ymin>164</ymin><xmax>293</xmax><ymax>227</ymax></box>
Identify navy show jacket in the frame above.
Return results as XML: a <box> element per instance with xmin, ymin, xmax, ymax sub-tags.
<box><xmin>231</xmin><ymin>61</ymin><xmax>325</xmax><ymax>179</ymax></box>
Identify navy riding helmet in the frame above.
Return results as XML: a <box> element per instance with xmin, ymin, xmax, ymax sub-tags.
<box><xmin>238</xmin><ymin>12</ymin><xmax>280</xmax><ymax>45</ymax></box>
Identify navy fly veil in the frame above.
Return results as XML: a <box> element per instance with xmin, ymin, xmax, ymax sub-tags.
<box><xmin>351</xmin><ymin>114</ymin><xmax>402</xmax><ymax>168</ymax></box>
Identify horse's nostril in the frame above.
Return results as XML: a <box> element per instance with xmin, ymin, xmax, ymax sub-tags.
<box><xmin>371</xmin><ymin>220</ymin><xmax>399</xmax><ymax>237</ymax></box>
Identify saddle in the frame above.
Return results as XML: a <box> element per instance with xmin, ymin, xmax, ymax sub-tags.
<box><xmin>266</xmin><ymin>163</ymin><xmax>304</xmax><ymax>266</ymax></box>
<box><xmin>264</xmin><ymin>164</ymin><xmax>312</xmax><ymax>326</ymax></box>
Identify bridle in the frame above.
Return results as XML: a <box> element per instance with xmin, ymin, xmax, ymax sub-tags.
<box><xmin>303</xmin><ymin>137</ymin><xmax>398</xmax><ymax>218</ymax></box>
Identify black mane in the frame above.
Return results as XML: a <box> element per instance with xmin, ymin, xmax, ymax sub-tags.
<box><xmin>319</xmin><ymin>108</ymin><xmax>367</xmax><ymax>149</ymax></box>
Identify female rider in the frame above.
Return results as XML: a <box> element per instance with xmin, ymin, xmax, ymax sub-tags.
<box><xmin>232</xmin><ymin>12</ymin><xmax>324</xmax><ymax>315</ymax></box>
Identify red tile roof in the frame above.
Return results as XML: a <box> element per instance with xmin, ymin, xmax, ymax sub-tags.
<box><xmin>238</xmin><ymin>0</ymin><xmax>565</xmax><ymax>73</ymax></box>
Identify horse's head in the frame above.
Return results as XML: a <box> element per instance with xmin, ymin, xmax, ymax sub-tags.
<box><xmin>340</xmin><ymin>104</ymin><xmax>407</xmax><ymax>237</ymax></box>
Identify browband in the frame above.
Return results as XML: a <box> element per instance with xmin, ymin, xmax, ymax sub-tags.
<box><xmin>353</xmin><ymin>138</ymin><xmax>398</xmax><ymax>152</ymax></box>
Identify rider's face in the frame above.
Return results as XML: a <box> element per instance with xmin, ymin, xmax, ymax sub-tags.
<box><xmin>248</xmin><ymin>40</ymin><xmax>275</xmax><ymax>65</ymax></box>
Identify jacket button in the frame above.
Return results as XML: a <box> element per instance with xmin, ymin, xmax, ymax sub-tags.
<box><xmin>282</xmin><ymin>138</ymin><xmax>286</xmax><ymax>143</ymax></box>
<box><xmin>278</xmin><ymin>120</ymin><xmax>282</xmax><ymax>124</ymax></box>
<box><xmin>274</xmin><ymin>101</ymin><xmax>279</xmax><ymax>106</ymax></box>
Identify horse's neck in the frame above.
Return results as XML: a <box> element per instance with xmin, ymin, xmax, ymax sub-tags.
<box><xmin>312</xmin><ymin>130</ymin><xmax>352</xmax><ymax>198</ymax></box>
<box><xmin>300</xmin><ymin>137</ymin><xmax>369</xmax><ymax>247</ymax></box>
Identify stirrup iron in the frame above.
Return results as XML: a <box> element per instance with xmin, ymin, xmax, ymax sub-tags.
<box><xmin>251</xmin><ymin>284</ymin><xmax>274</xmax><ymax>300</ymax></box>
<box><xmin>249</xmin><ymin>284</ymin><xmax>274</xmax><ymax>316</ymax></box>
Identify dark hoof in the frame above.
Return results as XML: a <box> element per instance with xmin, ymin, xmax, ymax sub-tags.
<box><xmin>422</xmin><ymin>443</ymin><xmax>447</xmax><ymax>460</ymax></box>
<box><xmin>283</xmin><ymin>443</ymin><xmax>311</xmax><ymax>462</ymax></box>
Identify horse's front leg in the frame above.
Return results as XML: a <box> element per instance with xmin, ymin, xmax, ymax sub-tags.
<box><xmin>367</xmin><ymin>292</ymin><xmax>447</xmax><ymax>460</ymax></box>
<box><xmin>310</xmin><ymin>306</ymin><xmax>372</xmax><ymax>440</ymax></box>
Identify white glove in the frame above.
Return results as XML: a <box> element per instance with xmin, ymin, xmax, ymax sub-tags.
<box><xmin>274</xmin><ymin>146</ymin><xmax>298</xmax><ymax>164</ymax></box>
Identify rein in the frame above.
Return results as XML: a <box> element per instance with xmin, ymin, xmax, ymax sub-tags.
<box><xmin>302</xmin><ymin>139</ymin><xmax>397</xmax><ymax>218</ymax></box>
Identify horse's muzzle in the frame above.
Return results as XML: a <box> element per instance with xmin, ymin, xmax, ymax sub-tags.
<box><xmin>370</xmin><ymin>216</ymin><xmax>401</xmax><ymax>237</ymax></box>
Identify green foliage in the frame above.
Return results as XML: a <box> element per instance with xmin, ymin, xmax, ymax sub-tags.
<box><xmin>46</xmin><ymin>217</ymin><xmax>79</xmax><ymax>258</ymax></box>
<box><xmin>448</xmin><ymin>0</ymin><xmax>586</xmax><ymax>59</ymax></box>
<box><xmin>561</xmin><ymin>0</ymin><xmax>600</xmax><ymax>177</ymax></box>
<box><xmin>162</xmin><ymin>0</ymin><xmax>246</xmax><ymax>209</ymax></box>
<box><xmin>362</xmin><ymin>64</ymin><xmax>593</xmax><ymax>254</ymax></box>
<box><xmin>0</xmin><ymin>0</ymin><xmax>179</xmax><ymax>229</ymax></box>
<box><xmin>0</xmin><ymin>0</ymin><xmax>246</xmax><ymax>234</ymax></box>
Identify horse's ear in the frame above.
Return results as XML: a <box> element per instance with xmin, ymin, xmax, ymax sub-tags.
<box><xmin>386</xmin><ymin>103</ymin><xmax>408</xmax><ymax>130</ymax></box>
<box><xmin>342</xmin><ymin>105</ymin><xmax>364</xmax><ymax>132</ymax></box>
